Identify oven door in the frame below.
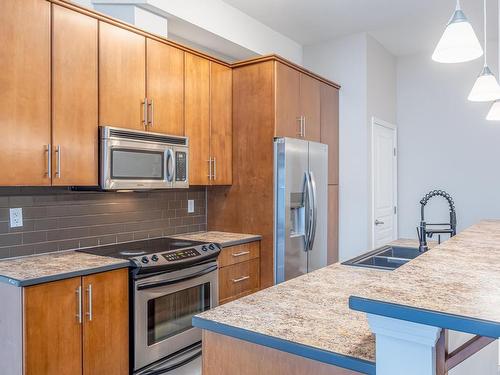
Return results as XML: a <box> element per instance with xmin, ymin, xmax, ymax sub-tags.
<box><xmin>101</xmin><ymin>137</ymin><xmax>174</xmax><ymax>190</ymax></box>
<box><xmin>134</xmin><ymin>261</ymin><xmax>218</xmax><ymax>372</ymax></box>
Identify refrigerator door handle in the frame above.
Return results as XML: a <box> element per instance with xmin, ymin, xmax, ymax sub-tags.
<box><xmin>308</xmin><ymin>171</ymin><xmax>318</xmax><ymax>251</ymax></box>
<box><xmin>302</xmin><ymin>172</ymin><xmax>310</xmax><ymax>251</ymax></box>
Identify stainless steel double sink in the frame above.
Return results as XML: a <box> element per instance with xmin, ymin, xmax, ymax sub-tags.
<box><xmin>342</xmin><ymin>245</ymin><xmax>423</xmax><ymax>270</ymax></box>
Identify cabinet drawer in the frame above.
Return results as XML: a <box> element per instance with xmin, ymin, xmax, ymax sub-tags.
<box><xmin>218</xmin><ymin>241</ymin><xmax>260</xmax><ymax>268</ymax></box>
<box><xmin>219</xmin><ymin>259</ymin><xmax>260</xmax><ymax>304</ymax></box>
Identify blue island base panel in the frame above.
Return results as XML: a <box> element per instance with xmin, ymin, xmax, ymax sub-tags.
<box><xmin>349</xmin><ymin>296</ymin><xmax>500</xmax><ymax>339</ymax></box>
<box><xmin>192</xmin><ymin>316</ymin><xmax>376</xmax><ymax>375</ymax></box>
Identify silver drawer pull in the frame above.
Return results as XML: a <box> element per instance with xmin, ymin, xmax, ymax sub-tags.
<box><xmin>232</xmin><ymin>251</ymin><xmax>250</xmax><ymax>257</ymax></box>
<box><xmin>232</xmin><ymin>276</ymin><xmax>250</xmax><ymax>283</ymax></box>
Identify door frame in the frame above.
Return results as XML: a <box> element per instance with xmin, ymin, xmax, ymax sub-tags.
<box><xmin>370</xmin><ymin>117</ymin><xmax>398</xmax><ymax>248</ymax></box>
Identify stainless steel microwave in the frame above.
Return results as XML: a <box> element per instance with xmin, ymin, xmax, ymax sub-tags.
<box><xmin>99</xmin><ymin>126</ymin><xmax>189</xmax><ymax>190</ymax></box>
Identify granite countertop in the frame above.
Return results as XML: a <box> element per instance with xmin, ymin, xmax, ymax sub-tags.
<box><xmin>192</xmin><ymin>238</ymin><xmax>442</xmax><ymax>374</ymax></box>
<box><xmin>350</xmin><ymin>220</ymin><xmax>500</xmax><ymax>338</ymax></box>
<box><xmin>172</xmin><ymin>231</ymin><xmax>262</xmax><ymax>247</ymax></box>
<box><xmin>0</xmin><ymin>251</ymin><xmax>130</xmax><ymax>287</ymax></box>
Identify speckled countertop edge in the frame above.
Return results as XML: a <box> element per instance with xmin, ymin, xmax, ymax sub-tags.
<box><xmin>171</xmin><ymin>231</ymin><xmax>262</xmax><ymax>247</ymax></box>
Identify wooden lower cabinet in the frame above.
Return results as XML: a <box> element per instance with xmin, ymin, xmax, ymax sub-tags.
<box><xmin>218</xmin><ymin>242</ymin><xmax>260</xmax><ymax>304</ymax></box>
<box><xmin>23</xmin><ymin>269</ymin><xmax>129</xmax><ymax>375</ymax></box>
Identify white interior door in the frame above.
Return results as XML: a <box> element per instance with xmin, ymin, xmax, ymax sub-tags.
<box><xmin>372</xmin><ymin>119</ymin><xmax>397</xmax><ymax>248</ymax></box>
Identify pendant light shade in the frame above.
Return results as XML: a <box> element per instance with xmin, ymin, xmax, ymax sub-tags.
<box><xmin>468</xmin><ymin>0</ymin><xmax>500</xmax><ymax>102</ymax></box>
<box><xmin>486</xmin><ymin>100</ymin><xmax>500</xmax><ymax>120</ymax></box>
<box><xmin>432</xmin><ymin>1</ymin><xmax>483</xmax><ymax>63</ymax></box>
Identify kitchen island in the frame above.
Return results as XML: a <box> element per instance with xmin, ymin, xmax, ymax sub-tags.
<box><xmin>193</xmin><ymin>221</ymin><xmax>500</xmax><ymax>374</ymax></box>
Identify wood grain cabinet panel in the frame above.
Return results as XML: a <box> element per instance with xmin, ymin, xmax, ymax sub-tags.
<box><xmin>210</xmin><ymin>62</ymin><xmax>233</xmax><ymax>185</ymax></box>
<box><xmin>52</xmin><ymin>5</ymin><xmax>98</xmax><ymax>186</ymax></box>
<box><xmin>219</xmin><ymin>258</ymin><xmax>260</xmax><ymax>304</ymax></box>
<box><xmin>146</xmin><ymin>39</ymin><xmax>184</xmax><ymax>135</ymax></box>
<box><xmin>0</xmin><ymin>0</ymin><xmax>51</xmax><ymax>186</ymax></box>
<box><xmin>99</xmin><ymin>21</ymin><xmax>146</xmax><ymax>130</ymax></box>
<box><xmin>185</xmin><ymin>53</ymin><xmax>211</xmax><ymax>185</ymax></box>
<box><xmin>300</xmin><ymin>73</ymin><xmax>321</xmax><ymax>142</ymax></box>
<box><xmin>275</xmin><ymin>62</ymin><xmax>301</xmax><ymax>138</ymax></box>
<box><xmin>328</xmin><ymin>185</ymin><xmax>339</xmax><ymax>265</ymax></box>
<box><xmin>24</xmin><ymin>277</ymin><xmax>82</xmax><ymax>375</ymax></box>
<box><xmin>218</xmin><ymin>241</ymin><xmax>260</xmax><ymax>268</ymax></box>
<box><xmin>320</xmin><ymin>84</ymin><xmax>339</xmax><ymax>185</ymax></box>
<box><xmin>83</xmin><ymin>269</ymin><xmax>129</xmax><ymax>375</ymax></box>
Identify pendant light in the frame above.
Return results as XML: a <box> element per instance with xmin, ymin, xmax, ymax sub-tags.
<box><xmin>487</xmin><ymin>0</ymin><xmax>500</xmax><ymax>120</ymax></box>
<box><xmin>468</xmin><ymin>0</ymin><xmax>500</xmax><ymax>102</ymax></box>
<box><xmin>432</xmin><ymin>0</ymin><xmax>483</xmax><ymax>63</ymax></box>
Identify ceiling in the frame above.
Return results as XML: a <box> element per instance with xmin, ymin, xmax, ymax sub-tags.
<box><xmin>222</xmin><ymin>0</ymin><xmax>498</xmax><ymax>56</ymax></box>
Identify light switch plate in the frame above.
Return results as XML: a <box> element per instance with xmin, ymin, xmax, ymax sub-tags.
<box><xmin>9</xmin><ymin>208</ymin><xmax>23</xmax><ymax>228</ymax></box>
<box><xmin>187</xmin><ymin>200</ymin><xmax>195</xmax><ymax>213</ymax></box>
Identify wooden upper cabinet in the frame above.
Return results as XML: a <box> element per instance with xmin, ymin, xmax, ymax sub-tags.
<box><xmin>82</xmin><ymin>269</ymin><xmax>128</xmax><ymax>375</ymax></box>
<box><xmin>210</xmin><ymin>62</ymin><xmax>233</xmax><ymax>185</ymax></box>
<box><xmin>275</xmin><ymin>62</ymin><xmax>301</xmax><ymax>138</ymax></box>
<box><xmin>146</xmin><ymin>39</ymin><xmax>184</xmax><ymax>135</ymax></box>
<box><xmin>24</xmin><ymin>277</ymin><xmax>82</xmax><ymax>375</ymax></box>
<box><xmin>320</xmin><ymin>83</ymin><xmax>339</xmax><ymax>185</ymax></box>
<box><xmin>300</xmin><ymin>73</ymin><xmax>321</xmax><ymax>142</ymax></box>
<box><xmin>185</xmin><ymin>53</ymin><xmax>211</xmax><ymax>185</ymax></box>
<box><xmin>52</xmin><ymin>5</ymin><xmax>98</xmax><ymax>186</ymax></box>
<box><xmin>0</xmin><ymin>0</ymin><xmax>51</xmax><ymax>186</ymax></box>
<box><xmin>99</xmin><ymin>21</ymin><xmax>146</xmax><ymax>130</ymax></box>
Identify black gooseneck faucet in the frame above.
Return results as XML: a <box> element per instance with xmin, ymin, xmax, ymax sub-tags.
<box><xmin>417</xmin><ymin>190</ymin><xmax>457</xmax><ymax>252</ymax></box>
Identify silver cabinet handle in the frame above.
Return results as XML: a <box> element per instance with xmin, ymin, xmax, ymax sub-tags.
<box><xmin>232</xmin><ymin>276</ymin><xmax>250</xmax><ymax>283</ymax></box>
<box><xmin>148</xmin><ymin>99</ymin><xmax>154</xmax><ymax>128</ymax></box>
<box><xmin>303</xmin><ymin>116</ymin><xmax>306</xmax><ymax>138</ymax></box>
<box><xmin>375</xmin><ymin>219</ymin><xmax>385</xmax><ymax>225</ymax></box>
<box><xmin>232</xmin><ymin>251</ymin><xmax>250</xmax><ymax>257</ymax></box>
<box><xmin>86</xmin><ymin>284</ymin><xmax>93</xmax><ymax>321</ymax></box>
<box><xmin>207</xmin><ymin>158</ymin><xmax>212</xmax><ymax>180</ymax></box>
<box><xmin>296</xmin><ymin>117</ymin><xmax>303</xmax><ymax>137</ymax></box>
<box><xmin>142</xmin><ymin>98</ymin><xmax>148</xmax><ymax>129</ymax></box>
<box><xmin>76</xmin><ymin>286</ymin><xmax>82</xmax><ymax>324</ymax></box>
<box><xmin>213</xmin><ymin>157</ymin><xmax>216</xmax><ymax>181</ymax></box>
<box><xmin>45</xmin><ymin>144</ymin><xmax>52</xmax><ymax>177</ymax></box>
<box><xmin>55</xmin><ymin>145</ymin><xmax>61</xmax><ymax>178</ymax></box>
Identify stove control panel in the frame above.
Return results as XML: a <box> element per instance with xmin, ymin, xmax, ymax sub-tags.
<box><xmin>131</xmin><ymin>242</ymin><xmax>221</xmax><ymax>269</ymax></box>
<box><xmin>162</xmin><ymin>248</ymin><xmax>200</xmax><ymax>261</ymax></box>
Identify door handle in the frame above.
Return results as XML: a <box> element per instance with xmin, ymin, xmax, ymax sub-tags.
<box><xmin>148</xmin><ymin>99</ymin><xmax>154</xmax><ymax>128</ymax></box>
<box><xmin>45</xmin><ymin>144</ymin><xmax>52</xmax><ymax>178</ymax></box>
<box><xmin>86</xmin><ymin>284</ymin><xmax>93</xmax><ymax>321</ymax></box>
<box><xmin>213</xmin><ymin>157</ymin><xmax>216</xmax><ymax>181</ymax></box>
<box><xmin>142</xmin><ymin>98</ymin><xmax>148</xmax><ymax>129</ymax></box>
<box><xmin>232</xmin><ymin>251</ymin><xmax>250</xmax><ymax>257</ymax></box>
<box><xmin>375</xmin><ymin>219</ymin><xmax>385</xmax><ymax>225</ymax></box>
<box><xmin>76</xmin><ymin>286</ymin><xmax>82</xmax><ymax>324</ymax></box>
<box><xmin>207</xmin><ymin>158</ymin><xmax>213</xmax><ymax>180</ymax></box>
<box><xmin>307</xmin><ymin>171</ymin><xmax>317</xmax><ymax>251</ymax></box>
<box><xmin>296</xmin><ymin>117</ymin><xmax>303</xmax><ymax>137</ymax></box>
<box><xmin>55</xmin><ymin>145</ymin><xmax>61</xmax><ymax>178</ymax></box>
<box><xmin>232</xmin><ymin>276</ymin><xmax>250</xmax><ymax>283</ymax></box>
<box><xmin>303</xmin><ymin>116</ymin><xmax>306</xmax><ymax>138</ymax></box>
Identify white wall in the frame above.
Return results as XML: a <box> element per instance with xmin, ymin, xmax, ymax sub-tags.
<box><xmin>304</xmin><ymin>33</ymin><xmax>396</xmax><ymax>261</ymax></box>
<box><xmin>397</xmin><ymin>43</ymin><xmax>500</xmax><ymax>238</ymax></box>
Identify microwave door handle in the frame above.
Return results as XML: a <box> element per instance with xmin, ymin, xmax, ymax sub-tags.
<box><xmin>137</xmin><ymin>264</ymin><xmax>217</xmax><ymax>291</ymax></box>
<box><xmin>165</xmin><ymin>149</ymin><xmax>174</xmax><ymax>183</ymax></box>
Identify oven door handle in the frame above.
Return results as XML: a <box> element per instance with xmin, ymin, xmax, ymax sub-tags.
<box><xmin>137</xmin><ymin>265</ymin><xmax>217</xmax><ymax>291</ymax></box>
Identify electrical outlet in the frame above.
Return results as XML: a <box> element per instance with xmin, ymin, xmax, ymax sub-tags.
<box><xmin>187</xmin><ymin>200</ymin><xmax>195</xmax><ymax>213</ymax></box>
<box><xmin>9</xmin><ymin>208</ymin><xmax>23</xmax><ymax>228</ymax></box>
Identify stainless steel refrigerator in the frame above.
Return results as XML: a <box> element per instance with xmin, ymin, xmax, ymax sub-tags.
<box><xmin>274</xmin><ymin>137</ymin><xmax>328</xmax><ymax>284</ymax></box>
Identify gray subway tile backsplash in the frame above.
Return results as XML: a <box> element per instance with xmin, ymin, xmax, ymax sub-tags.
<box><xmin>0</xmin><ymin>187</ymin><xmax>207</xmax><ymax>259</ymax></box>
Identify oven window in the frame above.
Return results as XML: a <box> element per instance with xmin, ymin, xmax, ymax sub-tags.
<box><xmin>147</xmin><ymin>283</ymin><xmax>210</xmax><ymax>346</ymax></box>
<box><xmin>111</xmin><ymin>149</ymin><xmax>164</xmax><ymax>180</ymax></box>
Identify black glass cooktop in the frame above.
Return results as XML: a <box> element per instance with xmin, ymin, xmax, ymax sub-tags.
<box><xmin>77</xmin><ymin>237</ymin><xmax>208</xmax><ymax>259</ymax></box>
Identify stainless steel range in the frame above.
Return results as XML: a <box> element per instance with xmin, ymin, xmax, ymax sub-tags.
<box><xmin>78</xmin><ymin>237</ymin><xmax>221</xmax><ymax>374</ymax></box>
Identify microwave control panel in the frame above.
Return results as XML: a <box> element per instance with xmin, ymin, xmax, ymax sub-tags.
<box><xmin>176</xmin><ymin>152</ymin><xmax>187</xmax><ymax>181</ymax></box>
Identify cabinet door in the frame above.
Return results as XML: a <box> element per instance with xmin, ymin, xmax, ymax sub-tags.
<box><xmin>0</xmin><ymin>0</ymin><xmax>51</xmax><ymax>186</ymax></box>
<box><xmin>210</xmin><ymin>62</ymin><xmax>233</xmax><ymax>185</ymax></box>
<box><xmin>300</xmin><ymin>74</ymin><xmax>321</xmax><ymax>142</ymax></box>
<box><xmin>82</xmin><ymin>269</ymin><xmax>128</xmax><ymax>375</ymax></box>
<box><xmin>327</xmin><ymin>185</ymin><xmax>339</xmax><ymax>265</ymax></box>
<box><xmin>320</xmin><ymin>84</ymin><xmax>339</xmax><ymax>185</ymax></box>
<box><xmin>185</xmin><ymin>53</ymin><xmax>210</xmax><ymax>185</ymax></box>
<box><xmin>275</xmin><ymin>62</ymin><xmax>301</xmax><ymax>138</ymax></box>
<box><xmin>99</xmin><ymin>22</ymin><xmax>146</xmax><ymax>130</ymax></box>
<box><xmin>146</xmin><ymin>39</ymin><xmax>184</xmax><ymax>135</ymax></box>
<box><xmin>52</xmin><ymin>5</ymin><xmax>98</xmax><ymax>186</ymax></box>
<box><xmin>24</xmin><ymin>277</ymin><xmax>82</xmax><ymax>375</ymax></box>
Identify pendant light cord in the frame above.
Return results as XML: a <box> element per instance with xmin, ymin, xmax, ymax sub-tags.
<box><xmin>484</xmin><ymin>0</ymin><xmax>488</xmax><ymax>66</ymax></box>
